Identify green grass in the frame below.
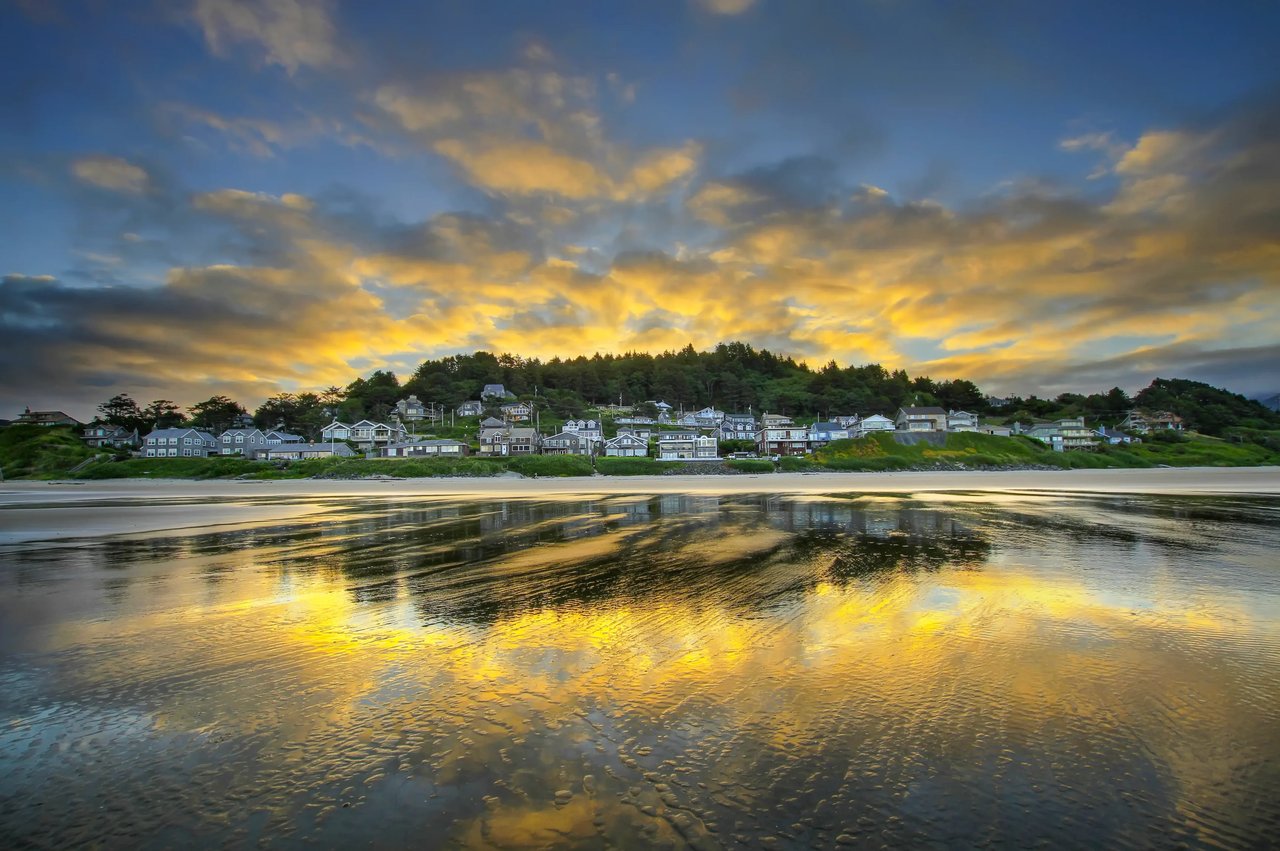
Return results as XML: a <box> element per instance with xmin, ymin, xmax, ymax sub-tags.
<box><xmin>506</xmin><ymin>454</ymin><xmax>594</xmax><ymax>477</ymax></box>
<box><xmin>725</xmin><ymin>458</ymin><xmax>775</xmax><ymax>473</ymax></box>
<box><xmin>76</xmin><ymin>455</ymin><xmax>273</xmax><ymax>479</ymax></box>
<box><xmin>0</xmin><ymin>425</ymin><xmax>97</xmax><ymax>479</ymax></box>
<box><xmin>595</xmin><ymin>456</ymin><xmax>681</xmax><ymax>475</ymax></box>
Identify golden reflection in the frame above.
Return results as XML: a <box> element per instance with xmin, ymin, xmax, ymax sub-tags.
<box><xmin>14</xmin><ymin>496</ymin><xmax>1280</xmax><ymax>847</ymax></box>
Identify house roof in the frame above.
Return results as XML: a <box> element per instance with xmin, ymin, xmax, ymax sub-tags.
<box><xmin>900</xmin><ymin>406</ymin><xmax>947</xmax><ymax>415</ymax></box>
<box><xmin>606</xmin><ymin>433</ymin><xmax>646</xmax><ymax>445</ymax></box>
<box><xmin>145</xmin><ymin>427</ymin><xmax>215</xmax><ymax>440</ymax></box>
<box><xmin>220</xmin><ymin>428</ymin><xmax>262</xmax><ymax>437</ymax></box>
<box><xmin>811</xmin><ymin>422</ymin><xmax>843</xmax><ymax>431</ymax></box>
<box><xmin>480</xmin><ymin>416</ymin><xmax>506</xmax><ymax>428</ymax></box>
<box><xmin>387</xmin><ymin>439</ymin><xmax>467</xmax><ymax>449</ymax></box>
<box><xmin>481</xmin><ymin>384</ymin><xmax>509</xmax><ymax>398</ymax></box>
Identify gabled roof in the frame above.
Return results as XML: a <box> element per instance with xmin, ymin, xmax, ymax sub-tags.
<box><xmin>145</xmin><ymin>427</ymin><xmax>215</xmax><ymax>440</ymax></box>
<box><xmin>480</xmin><ymin>416</ymin><xmax>506</xmax><ymax>428</ymax></box>
<box><xmin>606</xmin><ymin>433</ymin><xmax>647</xmax><ymax>445</ymax></box>
<box><xmin>220</xmin><ymin>428</ymin><xmax>263</xmax><ymax>437</ymax></box>
<box><xmin>321</xmin><ymin>420</ymin><xmax>351</xmax><ymax>429</ymax></box>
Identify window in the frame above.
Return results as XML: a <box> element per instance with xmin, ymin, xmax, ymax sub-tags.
<box><xmin>183</xmin><ymin>449</ymin><xmax>191</xmax><ymax>456</ymax></box>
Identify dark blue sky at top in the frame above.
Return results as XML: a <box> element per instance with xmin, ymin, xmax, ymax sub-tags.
<box><xmin>6</xmin><ymin>1</ymin><xmax>1274</xmax><ymax>266</ymax></box>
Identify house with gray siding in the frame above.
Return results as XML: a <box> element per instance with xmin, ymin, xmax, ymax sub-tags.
<box><xmin>143</xmin><ymin>428</ymin><xmax>217</xmax><ymax>458</ymax></box>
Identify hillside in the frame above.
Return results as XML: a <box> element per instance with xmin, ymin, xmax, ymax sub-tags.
<box><xmin>0</xmin><ymin>425</ymin><xmax>96</xmax><ymax>479</ymax></box>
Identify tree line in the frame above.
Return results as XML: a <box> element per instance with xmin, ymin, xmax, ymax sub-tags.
<box><xmin>90</xmin><ymin>341</ymin><xmax>1280</xmax><ymax>441</ymax></box>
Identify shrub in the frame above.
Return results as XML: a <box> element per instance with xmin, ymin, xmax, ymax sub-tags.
<box><xmin>726</xmin><ymin>458</ymin><xmax>774</xmax><ymax>473</ymax></box>
<box><xmin>595</xmin><ymin>456</ymin><xmax>679</xmax><ymax>476</ymax></box>
<box><xmin>506</xmin><ymin>454</ymin><xmax>593</xmax><ymax>477</ymax></box>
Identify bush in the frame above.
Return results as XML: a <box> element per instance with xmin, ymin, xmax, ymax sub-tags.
<box><xmin>595</xmin><ymin>456</ymin><xmax>683</xmax><ymax>476</ymax></box>
<box><xmin>506</xmin><ymin>454</ymin><xmax>593</xmax><ymax>477</ymax></box>
<box><xmin>778</xmin><ymin>455</ymin><xmax>819</xmax><ymax>472</ymax></box>
<box><xmin>726</xmin><ymin>458</ymin><xmax>774</xmax><ymax>473</ymax></box>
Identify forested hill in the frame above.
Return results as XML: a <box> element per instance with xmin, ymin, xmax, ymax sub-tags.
<box><xmin>84</xmin><ymin>343</ymin><xmax>1280</xmax><ymax>443</ymax></box>
<box><xmin>386</xmin><ymin>343</ymin><xmax>983</xmax><ymax>419</ymax></box>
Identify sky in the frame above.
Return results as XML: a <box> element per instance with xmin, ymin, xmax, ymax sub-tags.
<box><xmin>2</xmin><ymin>0</ymin><xmax>1278</xmax><ymax>419</ymax></box>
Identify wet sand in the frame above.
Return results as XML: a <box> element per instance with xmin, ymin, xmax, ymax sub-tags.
<box><xmin>1</xmin><ymin>467</ymin><xmax>1276</xmax><ymax>546</ymax></box>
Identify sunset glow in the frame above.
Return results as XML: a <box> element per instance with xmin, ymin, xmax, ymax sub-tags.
<box><xmin>2</xmin><ymin>1</ymin><xmax>1278</xmax><ymax>416</ymax></box>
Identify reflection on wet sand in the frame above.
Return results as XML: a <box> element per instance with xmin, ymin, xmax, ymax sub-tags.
<box><xmin>1</xmin><ymin>494</ymin><xmax>1278</xmax><ymax>848</ymax></box>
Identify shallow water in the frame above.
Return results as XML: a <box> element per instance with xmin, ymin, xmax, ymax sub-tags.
<box><xmin>1</xmin><ymin>491</ymin><xmax>1278</xmax><ymax>849</ymax></box>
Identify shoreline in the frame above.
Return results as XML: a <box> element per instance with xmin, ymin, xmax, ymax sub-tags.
<box><xmin>3</xmin><ymin>465</ymin><xmax>1278</xmax><ymax>503</ymax></box>
<box><xmin>2</xmin><ymin>466</ymin><xmax>1276</xmax><ymax>547</ymax></box>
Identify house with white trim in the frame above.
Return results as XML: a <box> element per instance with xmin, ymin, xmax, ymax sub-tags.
<box><xmin>657</xmin><ymin>431</ymin><xmax>718</xmax><ymax>461</ymax></box>
<box><xmin>603</xmin><ymin>432</ymin><xmax>648</xmax><ymax>457</ymax></box>
<box><xmin>142</xmin><ymin>428</ymin><xmax>217</xmax><ymax>458</ymax></box>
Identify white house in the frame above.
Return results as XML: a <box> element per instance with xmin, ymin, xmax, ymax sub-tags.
<box><xmin>500</xmin><ymin>401</ymin><xmax>532</xmax><ymax>422</ymax></box>
<box><xmin>947</xmin><ymin>410</ymin><xmax>979</xmax><ymax>431</ymax></box>
<box><xmin>457</xmin><ymin>400</ymin><xmax>484</xmax><ymax>417</ymax></box>
<box><xmin>383</xmin><ymin>439</ymin><xmax>469</xmax><ymax>458</ymax></box>
<box><xmin>854</xmin><ymin>414</ymin><xmax>895</xmax><ymax>437</ymax></box>
<box><xmin>563</xmin><ymin>418</ymin><xmax>603</xmax><ymax>443</ymax></box>
<box><xmin>657</xmin><ymin>432</ymin><xmax>718</xmax><ymax>461</ymax></box>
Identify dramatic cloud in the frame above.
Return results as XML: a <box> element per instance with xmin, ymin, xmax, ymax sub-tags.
<box><xmin>3</xmin><ymin>2</ymin><xmax>1278</xmax><ymax>415</ymax></box>
<box><xmin>374</xmin><ymin>66</ymin><xmax>700</xmax><ymax>201</ymax></box>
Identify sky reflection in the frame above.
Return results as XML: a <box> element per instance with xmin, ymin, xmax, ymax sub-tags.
<box><xmin>1</xmin><ymin>493</ymin><xmax>1278</xmax><ymax>848</ymax></box>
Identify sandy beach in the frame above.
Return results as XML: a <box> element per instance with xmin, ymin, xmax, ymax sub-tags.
<box><xmin>0</xmin><ymin>466</ymin><xmax>1276</xmax><ymax>547</ymax></box>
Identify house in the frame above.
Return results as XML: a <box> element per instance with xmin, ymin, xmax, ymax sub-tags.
<box><xmin>855</xmin><ymin>414</ymin><xmax>895</xmax><ymax>437</ymax></box>
<box><xmin>833</xmin><ymin>415</ymin><xmax>860</xmax><ymax>428</ymax></box>
<box><xmin>808</xmin><ymin>421</ymin><xmax>851</xmax><ymax>448</ymax></box>
<box><xmin>1119</xmin><ymin>410</ymin><xmax>1184</xmax><ymax>434</ymax></box>
<box><xmin>322</xmin><ymin>420</ymin><xmax>407</xmax><ymax>449</ymax></box>
<box><xmin>977</xmin><ymin>423</ymin><xmax>1013</xmax><ymax>437</ymax></box>
<box><xmin>646</xmin><ymin>401</ymin><xmax>674</xmax><ymax>423</ymax></box>
<box><xmin>563</xmin><ymin>419</ymin><xmax>603</xmax><ymax>443</ymax></box>
<box><xmin>479</xmin><ymin>424</ymin><xmax>540</xmax><ymax>455</ymax></box>
<box><xmin>947</xmin><ymin>410</ymin><xmax>979</xmax><ymax>432</ymax></box>
<box><xmin>615</xmin><ymin>415</ymin><xmax>656</xmax><ymax>425</ymax></box>
<box><xmin>260</xmin><ymin>442</ymin><xmax>356</xmax><ymax>461</ymax></box>
<box><xmin>500</xmin><ymin>401</ymin><xmax>532</xmax><ymax>422</ymax></box>
<box><xmin>263</xmin><ymin>430</ymin><xmax>303</xmax><ymax>446</ymax></box>
<box><xmin>617</xmin><ymin>426</ymin><xmax>654</xmax><ymax>442</ymax></box>
<box><xmin>678</xmin><ymin>406</ymin><xmax>724</xmax><ymax>429</ymax></box>
<box><xmin>481</xmin><ymin>384</ymin><xmax>512</xmax><ymax>401</ymax></box>
<box><xmin>506</xmin><ymin>428</ymin><xmax>539</xmax><ymax>454</ymax></box>
<box><xmin>142</xmin><ymin>427</ymin><xmax>217</xmax><ymax>458</ymax></box>
<box><xmin>1025</xmin><ymin>418</ymin><xmax>1098</xmax><ymax>451</ymax></box>
<box><xmin>895</xmin><ymin>407</ymin><xmax>948</xmax><ymax>432</ymax></box>
<box><xmin>457</xmin><ymin>400</ymin><xmax>485</xmax><ymax>417</ymax></box>
<box><xmin>82</xmin><ymin>423</ymin><xmax>139</xmax><ymax>449</ymax></box>
<box><xmin>542</xmin><ymin>431</ymin><xmax>593</xmax><ymax>456</ymax></box>
<box><xmin>218</xmin><ymin>427</ymin><xmax>267</xmax><ymax>456</ymax></box>
<box><xmin>718</xmin><ymin>412</ymin><xmax>757</xmax><ymax>441</ymax></box>
<box><xmin>760</xmin><ymin>412</ymin><xmax>794</xmax><ymax>428</ymax></box>
<box><xmin>383</xmin><ymin>439</ymin><xmax>469</xmax><ymax>458</ymax></box>
<box><xmin>349</xmin><ymin>419</ymin><xmax>409</xmax><ymax>449</ymax></box>
<box><xmin>656</xmin><ymin>431</ymin><xmax>718</xmax><ymax>461</ymax></box>
<box><xmin>757</xmin><ymin>424</ymin><xmax>810</xmax><ymax>457</ymax></box>
<box><xmin>604</xmin><ymin>432</ymin><xmax>649</xmax><ymax>457</ymax></box>
<box><xmin>396</xmin><ymin>395</ymin><xmax>427</xmax><ymax>422</ymax></box>
<box><xmin>15</xmin><ymin>408</ymin><xmax>83</xmax><ymax>427</ymax></box>
<box><xmin>1096</xmin><ymin>426</ymin><xmax>1139</xmax><ymax>445</ymax></box>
